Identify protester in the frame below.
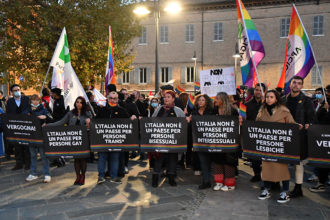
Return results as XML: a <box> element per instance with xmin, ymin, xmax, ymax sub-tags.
<box><xmin>47</xmin><ymin>97</ymin><xmax>91</xmax><ymax>185</ymax></box>
<box><xmin>212</xmin><ymin>92</ymin><xmax>239</xmax><ymax>191</ymax></box>
<box><xmin>24</xmin><ymin>95</ymin><xmax>52</xmax><ymax>183</ymax></box>
<box><xmin>133</xmin><ymin>90</ymin><xmax>147</xmax><ymax>117</ymax></box>
<box><xmin>160</xmin><ymin>85</ymin><xmax>184</xmax><ymax>110</ymax></box>
<box><xmin>309</xmin><ymin>85</ymin><xmax>330</xmax><ymax>192</ymax></box>
<box><xmin>189</xmin><ymin>94</ymin><xmax>214</xmax><ymax>189</ymax></box>
<box><xmin>0</xmin><ymin>90</ymin><xmax>6</xmax><ymax>111</ymax></box>
<box><xmin>147</xmin><ymin>97</ymin><xmax>159</xmax><ymax>117</ymax></box>
<box><xmin>256</xmin><ymin>90</ymin><xmax>296</xmax><ymax>203</ymax></box>
<box><xmin>50</xmin><ymin>88</ymin><xmax>67</xmax><ymax>167</ymax></box>
<box><xmin>96</xmin><ymin>91</ymin><xmax>130</xmax><ymax>184</ymax></box>
<box><xmin>281</xmin><ymin>76</ymin><xmax>315</xmax><ymax>198</ymax></box>
<box><xmin>41</xmin><ymin>87</ymin><xmax>52</xmax><ymax>114</ymax></box>
<box><xmin>6</xmin><ymin>84</ymin><xmax>31</xmax><ymax>170</ymax></box>
<box><xmin>151</xmin><ymin>90</ymin><xmax>186</xmax><ymax>187</ymax></box>
<box><xmin>246</xmin><ymin>83</ymin><xmax>267</xmax><ymax>182</ymax></box>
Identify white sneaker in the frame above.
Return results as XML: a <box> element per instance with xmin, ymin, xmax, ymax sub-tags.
<box><xmin>307</xmin><ymin>174</ymin><xmax>318</xmax><ymax>182</ymax></box>
<box><xmin>220</xmin><ymin>185</ymin><xmax>235</xmax><ymax>192</ymax></box>
<box><xmin>44</xmin><ymin>175</ymin><xmax>51</xmax><ymax>183</ymax></box>
<box><xmin>213</xmin><ymin>183</ymin><xmax>223</xmax><ymax>191</ymax></box>
<box><xmin>124</xmin><ymin>166</ymin><xmax>129</xmax><ymax>174</ymax></box>
<box><xmin>26</xmin><ymin>174</ymin><xmax>38</xmax><ymax>182</ymax></box>
<box><xmin>194</xmin><ymin>171</ymin><xmax>201</xmax><ymax>176</ymax></box>
<box><xmin>258</xmin><ymin>189</ymin><xmax>271</xmax><ymax>200</ymax></box>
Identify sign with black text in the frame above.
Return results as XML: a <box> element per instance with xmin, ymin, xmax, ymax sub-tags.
<box><xmin>308</xmin><ymin>125</ymin><xmax>330</xmax><ymax>167</ymax></box>
<box><xmin>43</xmin><ymin>126</ymin><xmax>90</xmax><ymax>158</ymax></box>
<box><xmin>90</xmin><ymin>118</ymin><xmax>139</xmax><ymax>152</ymax></box>
<box><xmin>242</xmin><ymin>121</ymin><xmax>300</xmax><ymax>164</ymax></box>
<box><xmin>192</xmin><ymin>115</ymin><xmax>239</xmax><ymax>152</ymax></box>
<box><xmin>1</xmin><ymin>114</ymin><xmax>43</xmax><ymax>146</ymax></box>
<box><xmin>140</xmin><ymin>117</ymin><xmax>187</xmax><ymax>152</ymax></box>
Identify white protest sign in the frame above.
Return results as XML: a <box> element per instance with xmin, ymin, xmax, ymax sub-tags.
<box><xmin>200</xmin><ymin>67</ymin><xmax>236</xmax><ymax>97</ymax></box>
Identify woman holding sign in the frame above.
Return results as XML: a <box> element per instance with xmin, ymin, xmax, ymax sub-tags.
<box><xmin>190</xmin><ymin>94</ymin><xmax>214</xmax><ymax>189</ymax></box>
<box><xmin>256</xmin><ymin>90</ymin><xmax>295</xmax><ymax>204</ymax></box>
<box><xmin>151</xmin><ymin>90</ymin><xmax>186</xmax><ymax>187</ymax></box>
<box><xmin>47</xmin><ymin>97</ymin><xmax>91</xmax><ymax>185</ymax></box>
<box><xmin>212</xmin><ymin>92</ymin><xmax>239</xmax><ymax>191</ymax></box>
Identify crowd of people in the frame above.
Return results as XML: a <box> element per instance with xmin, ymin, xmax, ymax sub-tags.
<box><xmin>0</xmin><ymin>75</ymin><xmax>329</xmax><ymax>204</ymax></box>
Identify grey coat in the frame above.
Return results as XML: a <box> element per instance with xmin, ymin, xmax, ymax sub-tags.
<box><xmin>47</xmin><ymin>111</ymin><xmax>92</xmax><ymax>127</ymax></box>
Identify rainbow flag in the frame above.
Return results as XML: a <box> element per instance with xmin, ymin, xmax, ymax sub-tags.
<box><xmin>239</xmin><ymin>102</ymin><xmax>246</xmax><ymax>119</ymax></box>
<box><xmin>187</xmin><ymin>94</ymin><xmax>194</xmax><ymax>109</ymax></box>
<box><xmin>175</xmin><ymin>86</ymin><xmax>185</xmax><ymax>94</ymax></box>
<box><xmin>236</xmin><ymin>0</ymin><xmax>265</xmax><ymax>87</ymax></box>
<box><xmin>194</xmin><ymin>82</ymin><xmax>200</xmax><ymax>91</ymax></box>
<box><xmin>277</xmin><ymin>4</ymin><xmax>315</xmax><ymax>94</ymax></box>
<box><xmin>105</xmin><ymin>26</ymin><xmax>116</xmax><ymax>94</ymax></box>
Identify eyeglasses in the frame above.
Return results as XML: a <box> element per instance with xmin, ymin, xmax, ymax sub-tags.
<box><xmin>108</xmin><ymin>97</ymin><xmax>118</xmax><ymax>100</ymax></box>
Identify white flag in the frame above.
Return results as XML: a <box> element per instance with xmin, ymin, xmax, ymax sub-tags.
<box><xmin>92</xmin><ymin>88</ymin><xmax>107</xmax><ymax>107</ymax></box>
<box><xmin>50</xmin><ymin>28</ymin><xmax>88</xmax><ymax>110</ymax></box>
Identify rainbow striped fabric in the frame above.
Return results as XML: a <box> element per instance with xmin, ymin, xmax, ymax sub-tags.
<box><xmin>236</xmin><ymin>0</ymin><xmax>265</xmax><ymax>87</ymax></box>
<box><xmin>194</xmin><ymin>82</ymin><xmax>200</xmax><ymax>91</ymax></box>
<box><xmin>175</xmin><ymin>86</ymin><xmax>185</xmax><ymax>94</ymax></box>
<box><xmin>105</xmin><ymin>26</ymin><xmax>116</xmax><ymax>94</ymax></box>
<box><xmin>187</xmin><ymin>94</ymin><xmax>194</xmax><ymax>109</ymax></box>
<box><xmin>277</xmin><ymin>4</ymin><xmax>315</xmax><ymax>94</ymax></box>
<box><xmin>239</xmin><ymin>102</ymin><xmax>247</xmax><ymax>119</ymax></box>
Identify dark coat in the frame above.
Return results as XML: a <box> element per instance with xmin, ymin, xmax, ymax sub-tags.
<box><xmin>122</xmin><ymin>97</ymin><xmax>140</xmax><ymax>117</ymax></box>
<box><xmin>212</xmin><ymin>106</ymin><xmax>239</xmax><ymax>166</ymax></box>
<box><xmin>246</xmin><ymin>97</ymin><xmax>262</xmax><ymax>121</ymax></box>
<box><xmin>136</xmin><ymin>100</ymin><xmax>148</xmax><ymax>117</ymax></box>
<box><xmin>23</xmin><ymin>104</ymin><xmax>52</xmax><ymax>124</ymax></box>
<box><xmin>6</xmin><ymin>96</ymin><xmax>30</xmax><ymax>114</ymax></box>
<box><xmin>52</xmin><ymin>95</ymin><xmax>66</xmax><ymax>122</ymax></box>
<box><xmin>96</xmin><ymin>103</ymin><xmax>129</xmax><ymax>119</ymax></box>
<box><xmin>316</xmin><ymin>100</ymin><xmax>330</xmax><ymax>125</ymax></box>
<box><xmin>281</xmin><ymin>92</ymin><xmax>315</xmax><ymax>125</ymax></box>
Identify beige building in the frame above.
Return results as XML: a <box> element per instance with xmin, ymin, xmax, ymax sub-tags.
<box><xmin>116</xmin><ymin>0</ymin><xmax>330</xmax><ymax>93</ymax></box>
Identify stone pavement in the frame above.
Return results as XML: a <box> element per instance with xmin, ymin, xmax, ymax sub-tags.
<box><xmin>0</xmin><ymin>158</ymin><xmax>329</xmax><ymax>220</ymax></box>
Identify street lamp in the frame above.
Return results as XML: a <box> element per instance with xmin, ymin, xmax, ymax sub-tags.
<box><xmin>134</xmin><ymin>1</ymin><xmax>182</xmax><ymax>93</ymax></box>
<box><xmin>192</xmin><ymin>51</ymin><xmax>197</xmax><ymax>94</ymax></box>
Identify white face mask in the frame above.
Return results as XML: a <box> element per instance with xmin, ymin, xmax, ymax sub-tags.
<box><xmin>14</xmin><ymin>91</ymin><xmax>21</xmax><ymax>97</ymax></box>
<box><xmin>31</xmin><ymin>103</ymin><xmax>40</xmax><ymax>108</ymax></box>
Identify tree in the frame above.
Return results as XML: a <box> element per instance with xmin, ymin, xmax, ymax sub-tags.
<box><xmin>0</xmin><ymin>0</ymin><xmax>141</xmax><ymax>90</ymax></box>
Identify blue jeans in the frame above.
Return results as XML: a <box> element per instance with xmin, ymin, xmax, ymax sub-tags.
<box><xmin>98</xmin><ymin>152</ymin><xmax>120</xmax><ymax>178</ymax></box>
<box><xmin>29</xmin><ymin>146</ymin><xmax>50</xmax><ymax>176</ymax></box>
<box><xmin>198</xmin><ymin>152</ymin><xmax>211</xmax><ymax>183</ymax></box>
<box><xmin>264</xmin><ymin>180</ymin><xmax>289</xmax><ymax>192</ymax></box>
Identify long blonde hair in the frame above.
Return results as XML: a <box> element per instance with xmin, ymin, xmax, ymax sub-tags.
<box><xmin>216</xmin><ymin>92</ymin><xmax>232</xmax><ymax>116</ymax></box>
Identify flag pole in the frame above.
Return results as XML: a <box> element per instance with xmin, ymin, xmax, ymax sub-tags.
<box><xmin>293</xmin><ymin>4</ymin><xmax>327</xmax><ymax>104</ymax></box>
<box><xmin>237</xmin><ymin>0</ymin><xmax>264</xmax><ymax>97</ymax></box>
<box><xmin>40</xmin><ymin>65</ymin><xmax>51</xmax><ymax>96</ymax></box>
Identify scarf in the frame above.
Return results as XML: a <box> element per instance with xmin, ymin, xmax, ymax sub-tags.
<box><xmin>266</xmin><ymin>103</ymin><xmax>276</xmax><ymax>116</ymax></box>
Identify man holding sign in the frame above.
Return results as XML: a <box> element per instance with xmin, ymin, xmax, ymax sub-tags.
<box><xmin>96</xmin><ymin>91</ymin><xmax>129</xmax><ymax>184</ymax></box>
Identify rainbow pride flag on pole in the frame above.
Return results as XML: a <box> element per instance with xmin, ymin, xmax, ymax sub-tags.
<box><xmin>277</xmin><ymin>4</ymin><xmax>315</xmax><ymax>94</ymax></box>
<box><xmin>194</xmin><ymin>82</ymin><xmax>200</xmax><ymax>91</ymax></box>
<box><xmin>175</xmin><ymin>86</ymin><xmax>185</xmax><ymax>94</ymax></box>
<box><xmin>105</xmin><ymin>26</ymin><xmax>116</xmax><ymax>94</ymax></box>
<box><xmin>187</xmin><ymin>94</ymin><xmax>194</xmax><ymax>109</ymax></box>
<box><xmin>239</xmin><ymin>102</ymin><xmax>247</xmax><ymax>119</ymax></box>
<box><xmin>236</xmin><ymin>0</ymin><xmax>265</xmax><ymax>88</ymax></box>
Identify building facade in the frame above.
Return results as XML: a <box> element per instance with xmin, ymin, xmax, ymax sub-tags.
<box><xmin>116</xmin><ymin>0</ymin><xmax>330</xmax><ymax>93</ymax></box>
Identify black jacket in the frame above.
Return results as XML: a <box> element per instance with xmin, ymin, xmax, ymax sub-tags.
<box><xmin>136</xmin><ymin>100</ymin><xmax>148</xmax><ymax>117</ymax></box>
<box><xmin>52</xmin><ymin>95</ymin><xmax>66</xmax><ymax>122</ymax></box>
<box><xmin>96</xmin><ymin>103</ymin><xmax>129</xmax><ymax>119</ymax></box>
<box><xmin>281</xmin><ymin>92</ymin><xmax>315</xmax><ymax>125</ymax></box>
<box><xmin>246</xmin><ymin>97</ymin><xmax>262</xmax><ymax>121</ymax></box>
<box><xmin>6</xmin><ymin>96</ymin><xmax>30</xmax><ymax>114</ymax></box>
<box><xmin>316</xmin><ymin>100</ymin><xmax>330</xmax><ymax>125</ymax></box>
<box><xmin>122</xmin><ymin>97</ymin><xmax>140</xmax><ymax>117</ymax></box>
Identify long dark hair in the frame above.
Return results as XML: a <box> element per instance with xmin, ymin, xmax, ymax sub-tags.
<box><xmin>194</xmin><ymin>94</ymin><xmax>213</xmax><ymax>111</ymax></box>
<box><xmin>263</xmin><ymin>90</ymin><xmax>282</xmax><ymax>107</ymax></box>
<box><xmin>72</xmin><ymin>96</ymin><xmax>88</xmax><ymax>116</ymax></box>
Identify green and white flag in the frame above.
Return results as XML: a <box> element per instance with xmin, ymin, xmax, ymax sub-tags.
<box><xmin>50</xmin><ymin>28</ymin><xmax>88</xmax><ymax>110</ymax></box>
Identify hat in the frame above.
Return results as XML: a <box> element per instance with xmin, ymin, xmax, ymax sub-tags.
<box><xmin>51</xmin><ymin>88</ymin><xmax>62</xmax><ymax>96</ymax></box>
<box><xmin>160</xmin><ymin>84</ymin><xmax>173</xmax><ymax>91</ymax></box>
<box><xmin>107</xmin><ymin>84</ymin><xmax>117</xmax><ymax>93</ymax></box>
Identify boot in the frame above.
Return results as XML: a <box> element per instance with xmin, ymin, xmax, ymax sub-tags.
<box><xmin>168</xmin><ymin>174</ymin><xmax>177</xmax><ymax>187</ymax></box>
<box><xmin>289</xmin><ymin>184</ymin><xmax>303</xmax><ymax>198</ymax></box>
<box><xmin>74</xmin><ymin>175</ymin><xmax>81</xmax><ymax>185</ymax></box>
<box><xmin>79</xmin><ymin>174</ymin><xmax>85</xmax><ymax>185</ymax></box>
<box><xmin>152</xmin><ymin>174</ymin><xmax>158</xmax><ymax>188</ymax></box>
